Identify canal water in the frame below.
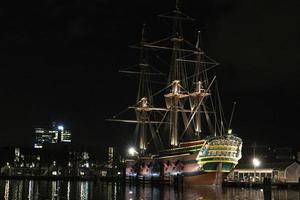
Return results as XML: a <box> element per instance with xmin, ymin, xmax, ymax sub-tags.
<box><xmin>0</xmin><ymin>180</ymin><xmax>299</xmax><ymax>200</ymax></box>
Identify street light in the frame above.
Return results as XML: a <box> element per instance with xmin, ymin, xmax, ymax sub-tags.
<box><xmin>128</xmin><ymin>147</ymin><xmax>137</xmax><ymax>156</ymax></box>
<box><xmin>253</xmin><ymin>158</ymin><xmax>261</xmax><ymax>167</ymax></box>
<box><xmin>252</xmin><ymin>158</ymin><xmax>261</xmax><ymax>182</ymax></box>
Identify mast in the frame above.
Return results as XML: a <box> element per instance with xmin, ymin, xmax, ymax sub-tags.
<box><xmin>109</xmin><ymin>1</ymin><xmax>222</xmax><ymax>152</ymax></box>
<box><xmin>164</xmin><ymin>80</ymin><xmax>188</xmax><ymax>147</ymax></box>
<box><xmin>189</xmin><ymin>31</ymin><xmax>210</xmax><ymax>137</ymax></box>
<box><xmin>165</xmin><ymin>1</ymin><xmax>189</xmax><ymax>147</ymax></box>
<box><xmin>135</xmin><ymin>24</ymin><xmax>150</xmax><ymax>154</ymax></box>
<box><xmin>190</xmin><ymin>81</ymin><xmax>210</xmax><ymax>134</ymax></box>
<box><xmin>135</xmin><ymin>97</ymin><xmax>150</xmax><ymax>154</ymax></box>
<box><xmin>145</xmin><ymin>1</ymin><xmax>211</xmax><ymax>147</ymax></box>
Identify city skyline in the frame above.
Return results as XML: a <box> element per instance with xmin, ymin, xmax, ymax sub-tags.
<box><xmin>34</xmin><ymin>122</ymin><xmax>71</xmax><ymax>148</ymax></box>
<box><xmin>0</xmin><ymin>0</ymin><xmax>299</xmax><ymax>152</ymax></box>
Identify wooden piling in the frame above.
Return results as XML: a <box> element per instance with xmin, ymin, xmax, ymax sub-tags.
<box><xmin>263</xmin><ymin>177</ymin><xmax>272</xmax><ymax>200</ymax></box>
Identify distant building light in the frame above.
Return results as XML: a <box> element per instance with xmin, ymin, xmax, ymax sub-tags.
<box><xmin>83</xmin><ymin>152</ymin><xmax>89</xmax><ymax>160</ymax></box>
<box><xmin>117</xmin><ymin>172</ymin><xmax>121</xmax><ymax>175</ymax></box>
<box><xmin>58</xmin><ymin>126</ymin><xmax>64</xmax><ymax>131</ymax></box>
<box><xmin>34</xmin><ymin>144</ymin><xmax>43</xmax><ymax>149</ymax></box>
<box><xmin>52</xmin><ymin>171</ymin><xmax>57</xmax><ymax>176</ymax></box>
<box><xmin>50</xmin><ymin>131</ymin><xmax>57</xmax><ymax>134</ymax></box>
<box><xmin>228</xmin><ymin>129</ymin><xmax>232</xmax><ymax>134</ymax></box>
<box><xmin>61</xmin><ymin>139</ymin><xmax>71</xmax><ymax>143</ymax></box>
<box><xmin>101</xmin><ymin>171</ymin><xmax>107</xmax><ymax>177</ymax></box>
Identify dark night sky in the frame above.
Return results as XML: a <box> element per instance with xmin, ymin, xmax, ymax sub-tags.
<box><xmin>0</xmin><ymin>0</ymin><xmax>299</xmax><ymax>154</ymax></box>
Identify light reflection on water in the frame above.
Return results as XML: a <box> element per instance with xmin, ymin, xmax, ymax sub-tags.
<box><xmin>0</xmin><ymin>180</ymin><xmax>299</xmax><ymax>200</ymax></box>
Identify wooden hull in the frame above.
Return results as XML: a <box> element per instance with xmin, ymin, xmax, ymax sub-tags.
<box><xmin>183</xmin><ymin>172</ymin><xmax>228</xmax><ymax>186</ymax></box>
<box><xmin>126</xmin><ymin>152</ymin><xmax>229</xmax><ymax>186</ymax></box>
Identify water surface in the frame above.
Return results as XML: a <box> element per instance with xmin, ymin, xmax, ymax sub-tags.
<box><xmin>0</xmin><ymin>180</ymin><xmax>298</xmax><ymax>200</ymax></box>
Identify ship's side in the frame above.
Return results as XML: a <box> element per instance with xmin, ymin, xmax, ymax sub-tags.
<box><xmin>125</xmin><ymin>135</ymin><xmax>242</xmax><ymax>186</ymax></box>
<box><xmin>125</xmin><ymin>140</ymin><xmax>204</xmax><ymax>178</ymax></box>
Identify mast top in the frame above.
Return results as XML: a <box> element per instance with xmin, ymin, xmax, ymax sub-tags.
<box><xmin>175</xmin><ymin>0</ymin><xmax>180</xmax><ymax>11</ymax></box>
<box><xmin>141</xmin><ymin>24</ymin><xmax>146</xmax><ymax>43</ymax></box>
<box><xmin>196</xmin><ymin>31</ymin><xmax>201</xmax><ymax>49</ymax></box>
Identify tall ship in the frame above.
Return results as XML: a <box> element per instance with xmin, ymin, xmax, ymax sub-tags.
<box><xmin>109</xmin><ymin>1</ymin><xmax>242</xmax><ymax>186</ymax></box>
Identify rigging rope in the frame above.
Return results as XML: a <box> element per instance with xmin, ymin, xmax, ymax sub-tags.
<box><xmin>181</xmin><ymin>76</ymin><xmax>216</xmax><ymax>137</ymax></box>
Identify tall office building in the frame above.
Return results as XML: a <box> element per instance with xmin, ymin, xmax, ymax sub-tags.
<box><xmin>34</xmin><ymin>122</ymin><xmax>72</xmax><ymax>148</ymax></box>
<box><xmin>58</xmin><ymin>125</ymin><xmax>72</xmax><ymax>142</ymax></box>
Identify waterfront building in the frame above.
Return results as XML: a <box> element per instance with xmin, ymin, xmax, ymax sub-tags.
<box><xmin>108</xmin><ymin>147</ymin><xmax>113</xmax><ymax>168</ymax></box>
<box><xmin>227</xmin><ymin>161</ymin><xmax>300</xmax><ymax>183</ymax></box>
<box><xmin>0</xmin><ymin>146</ymin><xmax>96</xmax><ymax>177</ymax></box>
<box><xmin>34</xmin><ymin>122</ymin><xmax>71</xmax><ymax>148</ymax></box>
